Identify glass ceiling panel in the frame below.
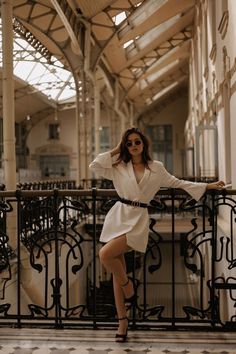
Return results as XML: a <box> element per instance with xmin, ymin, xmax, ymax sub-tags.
<box><xmin>150</xmin><ymin>81</ymin><xmax>178</xmax><ymax>103</ymax></box>
<box><xmin>112</xmin><ymin>11</ymin><xmax>127</xmax><ymax>25</ymax></box>
<box><xmin>126</xmin><ymin>14</ymin><xmax>181</xmax><ymax>58</ymax></box>
<box><xmin>14</xmin><ymin>61</ymin><xmax>36</xmax><ymax>80</ymax></box>
<box><xmin>139</xmin><ymin>60</ymin><xmax>179</xmax><ymax>90</ymax></box>
<box><xmin>147</xmin><ymin>60</ymin><xmax>179</xmax><ymax>83</ymax></box>
<box><xmin>0</xmin><ymin>19</ymin><xmax>76</xmax><ymax>102</ymax></box>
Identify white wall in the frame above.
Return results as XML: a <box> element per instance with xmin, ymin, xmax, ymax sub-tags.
<box><xmin>27</xmin><ymin>109</ymin><xmax>77</xmax><ymax>171</ymax></box>
<box><xmin>183</xmin><ymin>0</ymin><xmax>236</xmax><ymax>323</ymax></box>
<box><xmin>230</xmin><ymin>92</ymin><xmax>236</xmax><ymax>188</ymax></box>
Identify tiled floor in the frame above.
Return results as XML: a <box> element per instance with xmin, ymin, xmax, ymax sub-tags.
<box><xmin>0</xmin><ymin>328</ymin><xmax>236</xmax><ymax>354</ymax></box>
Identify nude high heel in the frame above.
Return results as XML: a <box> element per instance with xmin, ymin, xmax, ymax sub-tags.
<box><xmin>115</xmin><ymin>316</ymin><xmax>129</xmax><ymax>342</ymax></box>
<box><xmin>121</xmin><ymin>277</ymin><xmax>137</xmax><ymax>305</ymax></box>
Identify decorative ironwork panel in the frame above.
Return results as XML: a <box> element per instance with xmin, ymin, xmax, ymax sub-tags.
<box><xmin>129</xmin><ymin>190</ymin><xmax>236</xmax><ymax>330</ymax></box>
<box><xmin>0</xmin><ymin>188</ymin><xmax>235</xmax><ymax>330</ymax></box>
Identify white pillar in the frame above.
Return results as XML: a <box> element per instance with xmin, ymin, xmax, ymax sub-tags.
<box><xmin>2</xmin><ymin>0</ymin><xmax>16</xmax><ymax>189</ymax></box>
<box><xmin>77</xmin><ymin>68</ymin><xmax>88</xmax><ymax>182</ymax></box>
<box><xmin>115</xmin><ymin>78</ymin><xmax>126</xmax><ymax>134</ymax></box>
<box><xmin>94</xmin><ymin>81</ymin><xmax>101</xmax><ymax>156</ymax></box>
<box><xmin>1</xmin><ymin>0</ymin><xmax>17</xmax><ymax>251</ymax></box>
<box><xmin>75</xmin><ymin>91</ymin><xmax>81</xmax><ymax>185</ymax></box>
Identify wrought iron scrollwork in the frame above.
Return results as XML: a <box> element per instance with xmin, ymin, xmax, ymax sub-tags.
<box><xmin>17</xmin><ymin>193</ymin><xmax>89</xmax><ymax>320</ymax></box>
<box><xmin>0</xmin><ymin>198</ymin><xmax>15</xmax><ymax>310</ymax></box>
<box><xmin>0</xmin><ymin>188</ymin><xmax>236</xmax><ymax>330</ymax></box>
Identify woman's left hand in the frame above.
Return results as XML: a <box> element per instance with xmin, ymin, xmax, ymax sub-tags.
<box><xmin>206</xmin><ymin>180</ymin><xmax>225</xmax><ymax>190</ymax></box>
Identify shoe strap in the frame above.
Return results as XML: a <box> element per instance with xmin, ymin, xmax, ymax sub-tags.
<box><xmin>120</xmin><ymin>278</ymin><xmax>129</xmax><ymax>287</ymax></box>
<box><xmin>118</xmin><ymin>316</ymin><xmax>128</xmax><ymax>320</ymax></box>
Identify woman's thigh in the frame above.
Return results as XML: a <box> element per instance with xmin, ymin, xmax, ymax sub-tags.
<box><xmin>100</xmin><ymin>235</ymin><xmax>131</xmax><ymax>259</ymax></box>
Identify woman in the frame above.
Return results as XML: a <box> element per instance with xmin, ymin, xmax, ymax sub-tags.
<box><xmin>89</xmin><ymin>127</ymin><xmax>225</xmax><ymax>342</ymax></box>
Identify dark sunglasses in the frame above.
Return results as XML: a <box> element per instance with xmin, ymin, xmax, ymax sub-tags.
<box><xmin>126</xmin><ymin>140</ymin><xmax>142</xmax><ymax>148</ymax></box>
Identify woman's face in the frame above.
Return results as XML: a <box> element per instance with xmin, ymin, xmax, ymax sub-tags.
<box><xmin>125</xmin><ymin>133</ymin><xmax>144</xmax><ymax>156</ymax></box>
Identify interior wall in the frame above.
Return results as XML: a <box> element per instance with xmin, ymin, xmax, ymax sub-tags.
<box><xmin>230</xmin><ymin>92</ymin><xmax>236</xmax><ymax>189</ymax></box>
<box><xmin>27</xmin><ymin>109</ymin><xmax>77</xmax><ymax>173</ymax></box>
<box><xmin>185</xmin><ymin>0</ymin><xmax>236</xmax><ymax>185</ymax></box>
<box><xmin>26</xmin><ymin>103</ymin><xmax>117</xmax><ymax>178</ymax></box>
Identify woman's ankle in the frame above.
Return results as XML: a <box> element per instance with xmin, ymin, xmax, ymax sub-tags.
<box><xmin>121</xmin><ymin>278</ymin><xmax>134</xmax><ymax>299</ymax></box>
<box><xmin>120</xmin><ymin>278</ymin><xmax>129</xmax><ymax>287</ymax></box>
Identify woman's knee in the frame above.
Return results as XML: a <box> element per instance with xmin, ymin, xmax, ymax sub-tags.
<box><xmin>99</xmin><ymin>246</ymin><xmax>109</xmax><ymax>264</ymax></box>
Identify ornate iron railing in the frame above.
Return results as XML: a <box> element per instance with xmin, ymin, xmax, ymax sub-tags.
<box><xmin>17</xmin><ymin>179</ymin><xmax>76</xmax><ymax>190</ymax></box>
<box><xmin>0</xmin><ymin>188</ymin><xmax>235</xmax><ymax>330</ymax></box>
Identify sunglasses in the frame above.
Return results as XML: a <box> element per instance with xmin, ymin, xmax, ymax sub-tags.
<box><xmin>125</xmin><ymin>140</ymin><xmax>142</xmax><ymax>148</ymax></box>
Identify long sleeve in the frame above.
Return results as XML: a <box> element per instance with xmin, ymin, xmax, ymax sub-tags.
<box><xmin>89</xmin><ymin>151</ymin><xmax>114</xmax><ymax>180</ymax></box>
<box><xmin>160</xmin><ymin>164</ymin><xmax>207</xmax><ymax>201</ymax></box>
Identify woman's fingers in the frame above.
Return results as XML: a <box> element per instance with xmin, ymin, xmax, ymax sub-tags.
<box><xmin>217</xmin><ymin>180</ymin><xmax>225</xmax><ymax>188</ymax></box>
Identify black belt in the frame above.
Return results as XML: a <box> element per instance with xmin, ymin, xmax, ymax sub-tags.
<box><xmin>119</xmin><ymin>198</ymin><xmax>148</xmax><ymax>208</ymax></box>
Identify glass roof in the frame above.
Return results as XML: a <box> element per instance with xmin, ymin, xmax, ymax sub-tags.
<box><xmin>0</xmin><ymin>19</ymin><xmax>76</xmax><ymax>102</ymax></box>
<box><xmin>112</xmin><ymin>11</ymin><xmax>127</xmax><ymax>26</ymax></box>
<box><xmin>149</xmin><ymin>81</ymin><xmax>179</xmax><ymax>104</ymax></box>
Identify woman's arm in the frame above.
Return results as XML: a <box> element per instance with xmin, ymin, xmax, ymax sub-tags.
<box><xmin>206</xmin><ymin>180</ymin><xmax>225</xmax><ymax>190</ymax></box>
<box><xmin>110</xmin><ymin>142</ymin><xmax>121</xmax><ymax>157</ymax></box>
<box><xmin>89</xmin><ymin>142</ymin><xmax>121</xmax><ymax>180</ymax></box>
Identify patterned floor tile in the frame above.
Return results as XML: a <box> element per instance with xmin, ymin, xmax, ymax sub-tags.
<box><xmin>199</xmin><ymin>352</ymin><xmax>232</xmax><ymax>354</ymax></box>
<box><xmin>3</xmin><ymin>348</ymin><xmax>36</xmax><ymax>354</ymax></box>
<box><xmin>152</xmin><ymin>351</ymin><xmax>188</xmax><ymax>354</ymax></box>
<box><xmin>1</xmin><ymin>329</ymin><xmax>236</xmax><ymax>354</ymax></box>
<box><xmin>31</xmin><ymin>349</ymin><xmax>52</xmax><ymax>354</ymax></box>
<box><xmin>50</xmin><ymin>349</ymin><xmax>77</xmax><ymax>354</ymax></box>
<box><xmin>0</xmin><ymin>347</ymin><xmax>16</xmax><ymax>354</ymax></box>
<box><xmin>0</xmin><ymin>346</ymin><xmax>235</xmax><ymax>354</ymax></box>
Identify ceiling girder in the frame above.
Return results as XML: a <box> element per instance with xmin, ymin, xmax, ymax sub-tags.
<box><xmin>0</xmin><ymin>0</ymin><xmax>197</xmax><ymax>119</ymax></box>
<box><xmin>118</xmin><ymin>0</ymin><xmax>195</xmax><ymax>44</ymax></box>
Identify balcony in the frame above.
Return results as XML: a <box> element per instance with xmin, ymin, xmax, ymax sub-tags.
<box><xmin>0</xmin><ymin>186</ymin><xmax>235</xmax><ymax>331</ymax></box>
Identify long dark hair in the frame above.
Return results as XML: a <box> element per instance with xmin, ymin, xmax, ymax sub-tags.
<box><xmin>114</xmin><ymin>127</ymin><xmax>152</xmax><ymax>167</ymax></box>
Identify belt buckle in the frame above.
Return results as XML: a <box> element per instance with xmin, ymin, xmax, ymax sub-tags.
<box><xmin>131</xmin><ymin>199</ymin><xmax>140</xmax><ymax>208</ymax></box>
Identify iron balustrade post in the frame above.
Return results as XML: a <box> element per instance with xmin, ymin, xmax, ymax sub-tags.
<box><xmin>171</xmin><ymin>188</ymin><xmax>176</xmax><ymax>329</ymax></box>
<box><xmin>16</xmin><ymin>189</ymin><xmax>22</xmax><ymax>328</ymax></box>
<box><xmin>143</xmin><ymin>251</ymin><xmax>147</xmax><ymax>322</ymax></box>
<box><xmin>130</xmin><ymin>250</ymin><xmax>136</xmax><ymax>326</ymax></box>
<box><xmin>92</xmin><ymin>187</ymin><xmax>97</xmax><ymax>328</ymax></box>
<box><xmin>210</xmin><ymin>190</ymin><xmax>217</xmax><ymax>328</ymax></box>
<box><xmin>200</xmin><ymin>194</ymin><xmax>206</xmax><ymax>311</ymax></box>
<box><xmin>53</xmin><ymin>189</ymin><xmax>63</xmax><ymax>328</ymax></box>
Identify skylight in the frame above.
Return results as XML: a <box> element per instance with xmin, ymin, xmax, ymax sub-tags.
<box><xmin>123</xmin><ymin>39</ymin><xmax>134</xmax><ymax>49</ymax></box>
<box><xmin>112</xmin><ymin>11</ymin><xmax>127</xmax><ymax>26</ymax></box>
<box><xmin>151</xmin><ymin>81</ymin><xmax>179</xmax><ymax>103</ymax></box>
<box><xmin>0</xmin><ymin>19</ymin><xmax>76</xmax><ymax>102</ymax></box>
<box><xmin>147</xmin><ymin>60</ymin><xmax>179</xmax><ymax>83</ymax></box>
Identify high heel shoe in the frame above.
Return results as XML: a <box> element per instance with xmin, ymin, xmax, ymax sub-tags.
<box><xmin>121</xmin><ymin>277</ymin><xmax>137</xmax><ymax>305</ymax></box>
<box><xmin>115</xmin><ymin>316</ymin><xmax>128</xmax><ymax>342</ymax></box>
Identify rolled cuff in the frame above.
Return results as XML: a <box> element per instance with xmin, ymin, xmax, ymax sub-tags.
<box><xmin>89</xmin><ymin>151</ymin><xmax>114</xmax><ymax>180</ymax></box>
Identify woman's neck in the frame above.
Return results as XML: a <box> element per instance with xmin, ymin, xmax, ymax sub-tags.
<box><xmin>131</xmin><ymin>157</ymin><xmax>143</xmax><ymax>165</ymax></box>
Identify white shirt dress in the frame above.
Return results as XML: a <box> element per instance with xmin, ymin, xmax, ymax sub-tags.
<box><xmin>89</xmin><ymin>152</ymin><xmax>207</xmax><ymax>253</ymax></box>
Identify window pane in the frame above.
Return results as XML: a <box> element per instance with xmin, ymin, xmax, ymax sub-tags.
<box><xmin>49</xmin><ymin>124</ymin><xmax>60</xmax><ymax>140</ymax></box>
<box><xmin>146</xmin><ymin>125</ymin><xmax>173</xmax><ymax>173</ymax></box>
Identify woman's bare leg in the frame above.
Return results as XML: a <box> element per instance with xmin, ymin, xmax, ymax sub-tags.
<box><xmin>99</xmin><ymin>235</ymin><xmax>135</xmax><ymax>339</ymax></box>
<box><xmin>99</xmin><ymin>235</ymin><xmax>133</xmax><ymax>299</ymax></box>
<box><xmin>113</xmin><ymin>254</ymin><xmax>128</xmax><ymax>336</ymax></box>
